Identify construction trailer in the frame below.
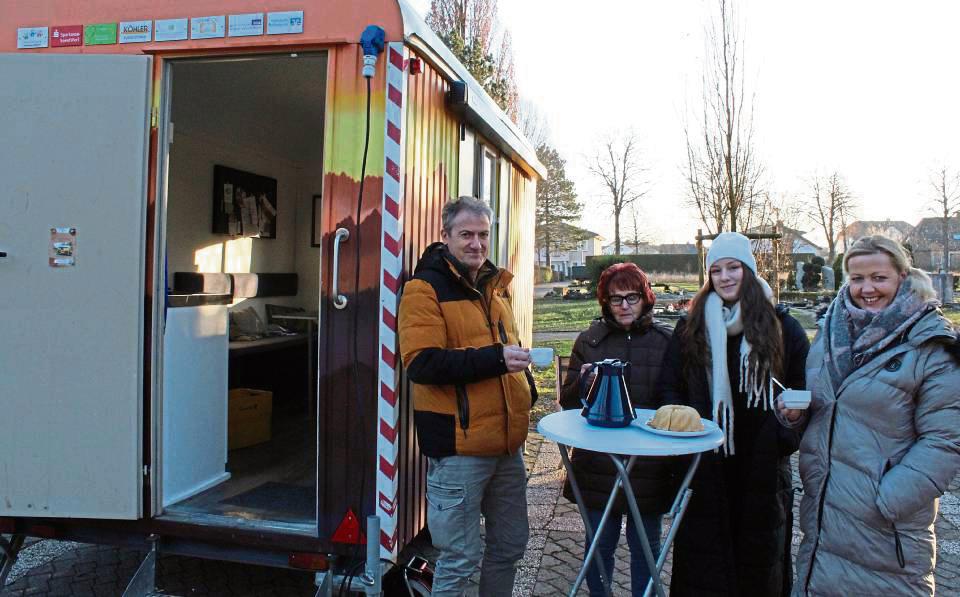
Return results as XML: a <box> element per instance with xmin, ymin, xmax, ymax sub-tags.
<box><xmin>0</xmin><ymin>0</ymin><xmax>543</xmax><ymax>591</ymax></box>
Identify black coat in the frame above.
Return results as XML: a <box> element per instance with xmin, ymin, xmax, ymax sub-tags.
<box><xmin>559</xmin><ymin>313</ymin><xmax>676</xmax><ymax>514</ymax></box>
<box><xmin>655</xmin><ymin>306</ymin><xmax>809</xmax><ymax>597</ymax></box>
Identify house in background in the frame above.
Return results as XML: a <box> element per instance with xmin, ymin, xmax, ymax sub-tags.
<box><xmin>905</xmin><ymin>216</ymin><xmax>960</xmax><ymax>272</ymax></box>
<box><xmin>537</xmin><ymin>224</ymin><xmax>604</xmax><ymax>277</ymax></box>
<box><xmin>746</xmin><ymin>225</ymin><xmax>824</xmax><ymax>257</ymax></box>
<box><xmin>839</xmin><ymin>220</ymin><xmax>914</xmax><ymax>250</ymax></box>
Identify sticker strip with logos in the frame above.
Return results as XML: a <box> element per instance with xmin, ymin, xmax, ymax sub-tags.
<box><xmin>18</xmin><ymin>10</ymin><xmax>303</xmax><ymax>49</ymax></box>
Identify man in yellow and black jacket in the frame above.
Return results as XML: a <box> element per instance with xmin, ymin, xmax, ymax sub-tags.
<box><xmin>398</xmin><ymin>196</ymin><xmax>536</xmax><ymax>596</ymax></box>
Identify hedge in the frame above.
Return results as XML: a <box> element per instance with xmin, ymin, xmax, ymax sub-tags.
<box><xmin>535</xmin><ymin>265</ymin><xmax>553</xmax><ymax>284</ymax></box>
<box><xmin>587</xmin><ymin>253</ymin><xmax>829</xmax><ymax>290</ymax></box>
<box><xmin>585</xmin><ymin>255</ymin><xmax>700</xmax><ymax>286</ymax></box>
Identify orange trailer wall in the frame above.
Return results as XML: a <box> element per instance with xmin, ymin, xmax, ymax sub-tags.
<box><xmin>1</xmin><ymin>0</ymin><xmax>403</xmax><ymax>52</ymax></box>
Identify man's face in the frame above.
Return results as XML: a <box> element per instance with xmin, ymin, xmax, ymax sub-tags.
<box><xmin>441</xmin><ymin>211</ymin><xmax>490</xmax><ymax>277</ymax></box>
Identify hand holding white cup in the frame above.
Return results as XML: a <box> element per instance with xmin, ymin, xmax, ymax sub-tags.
<box><xmin>529</xmin><ymin>347</ymin><xmax>554</xmax><ymax>367</ymax></box>
<box><xmin>502</xmin><ymin>345</ymin><xmax>531</xmax><ymax>372</ymax></box>
<box><xmin>777</xmin><ymin>389</ymin><xmax>811</xmax><ymax>423</ymax></box>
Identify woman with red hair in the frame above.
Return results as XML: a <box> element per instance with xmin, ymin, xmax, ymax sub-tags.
<box><xmin>559</xmin><ymin>262</ymin><xmax>674</xmax><ymax>596</ymax></box>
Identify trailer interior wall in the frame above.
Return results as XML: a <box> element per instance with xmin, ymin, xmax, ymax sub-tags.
<box><xmin>165</xmin><ymin>55</ymin><xmax>327</xmax><ymax>318</ymax></box>
<box><xmin>156</xmin><ymin>54</ymin><xmax>328</xmax><ymax>529</ymax></box>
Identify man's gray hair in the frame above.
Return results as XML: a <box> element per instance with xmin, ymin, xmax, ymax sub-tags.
<box><xmin>442</xmin><ymin>196</ymin><xmax>493</xmax><ymax>233</ymax></box>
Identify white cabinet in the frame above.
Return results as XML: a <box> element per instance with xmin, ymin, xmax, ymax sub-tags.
<box><xmin>162</xmin><ymin>305</ymin><xmax>230</xmax><ymax>507</ymax></box>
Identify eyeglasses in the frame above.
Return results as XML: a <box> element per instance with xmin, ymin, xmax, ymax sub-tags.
<box><xmin>608</xmin><ymin>293</ymin><xmax>641</xmax><ymax>306</ymax></box>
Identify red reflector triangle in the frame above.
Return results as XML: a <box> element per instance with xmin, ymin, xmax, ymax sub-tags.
<box><xmin>331</xmin><ymin>508</ymin><xmax>367</xmax><ymax>545</ymax></box>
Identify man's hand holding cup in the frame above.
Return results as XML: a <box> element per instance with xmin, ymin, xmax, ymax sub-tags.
<box><xmin>503</xmin><ymin>345</ymin><xmax>531</xmax><ymax>373</ymax></box>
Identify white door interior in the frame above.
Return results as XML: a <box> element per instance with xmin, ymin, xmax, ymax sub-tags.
<box><xmin>0</xmin><ymin>54</ymin><xmax>152</xmax><ymax>519</ymax></box>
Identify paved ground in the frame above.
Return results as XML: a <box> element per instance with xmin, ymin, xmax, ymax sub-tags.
<box><xmin>5</xmin><ymin>432</ymin><xmax>959</xmax><ymax>596</ymax></box>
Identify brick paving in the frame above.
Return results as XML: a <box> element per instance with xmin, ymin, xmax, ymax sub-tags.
<box><xmin>4</xmin><ymin>433</ymin><xmax>959</xmax><ymax>596</ymax></box>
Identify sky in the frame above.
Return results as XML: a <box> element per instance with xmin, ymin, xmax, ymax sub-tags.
<box><xmin>407</xmin><ymin>1</ymin><xmax>960</xmax><ymax>245</ymax></box>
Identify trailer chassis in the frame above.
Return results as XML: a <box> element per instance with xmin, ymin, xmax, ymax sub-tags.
<box><xmin>0</xmin><ymin>533</ymin><xmax>26</xmax><ymax>588</ymax></box>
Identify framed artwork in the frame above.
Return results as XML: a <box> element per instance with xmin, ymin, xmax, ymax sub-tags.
<box><xmin>311</xmin><ymin>194</ymin><xmax>323</xmax><ymax>247</ymax></box>
<box><xmin>212</xmin><ymin>165</ymin><xmax>278</xmax><ymax>238</ymax></box>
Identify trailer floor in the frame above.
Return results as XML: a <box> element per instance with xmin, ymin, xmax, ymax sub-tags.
<box><xmin>164</xmin><ymin>412</ymin><xmax>316</xmax><ymax>527</ymax></box>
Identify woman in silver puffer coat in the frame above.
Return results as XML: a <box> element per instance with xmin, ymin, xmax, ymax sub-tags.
<box><xmin>792</xmin><ymin>235</ymin><xmax>960</xmax><ymax>596</ymax></box>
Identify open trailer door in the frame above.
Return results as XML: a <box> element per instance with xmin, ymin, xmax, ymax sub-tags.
<box><xmin>0</xmin><ymin>54</ymin><xmax>152</xmax><ymax>520</ymax></box>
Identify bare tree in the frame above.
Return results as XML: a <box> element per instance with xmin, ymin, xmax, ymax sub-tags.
<box><xmin>807</xmin><ymin>172</ymin><xmax>856</xmax><ymax>262</ymax></box>
<box><xmin>928</xmin><ymin>167</ymin><xmax>960</xmax><ymax>272</ymax></box>
<box><xmin>517</xmin><ymin>98</ymin><xmax>550</xmax><ymax>149</ymax></box>
<box><xmin>427</xmin><ymin>0</ymin><xmax>518</xmax><ymax>119</ymax></box>
<box><xmin>625</xmin><ymin>204</ymin><xmax>652</xmax><ymax>255</ymax></box>
<box><xmin>683</xmin><ymin>0</ymin><xmax>763</xmax><ymax>234</ymax></box>
<box><xmin>589</xmin><ymin>133</ymin><xmax>648</xmax><ymax>255</ymax></box>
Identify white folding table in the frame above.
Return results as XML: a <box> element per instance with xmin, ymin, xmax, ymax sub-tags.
<box><xmin>537</xmin><ymin>409</ymin><xmax>723</xmax><ymax>597</ymax></box>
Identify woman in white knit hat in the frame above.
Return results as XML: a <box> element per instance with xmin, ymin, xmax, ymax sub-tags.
<box><xmin>656</xmin><ymin>232</ymin><xmax>810</xmax><ymax>596</ymax></box>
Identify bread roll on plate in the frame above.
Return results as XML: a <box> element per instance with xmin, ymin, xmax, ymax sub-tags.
<box><xmin>649</xmin><ymin>405</ymin><xmax>704</xmax><ymax>432</ymax></box>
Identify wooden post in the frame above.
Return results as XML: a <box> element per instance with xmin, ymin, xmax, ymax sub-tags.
<box><xmin>696</xmin><ymin>228</ymin><xmax>704</xmax><ymax>288</ymax></box>
<box><xmin>772</xmin><ymin>220</ymin><xmax>783</xmax><ymax>303</ymax></box>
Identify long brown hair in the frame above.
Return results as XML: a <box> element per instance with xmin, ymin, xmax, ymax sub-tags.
<box><xmin>682</xmin><ymin>267</ymin><xmax>784</xmax><ymax>378</ymax></box>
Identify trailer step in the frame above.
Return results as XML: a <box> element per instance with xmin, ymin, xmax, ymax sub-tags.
<box><xmin>122</xmin><ymin>536</ymin><xmax>160</xmax><ymax>597</ymax></box>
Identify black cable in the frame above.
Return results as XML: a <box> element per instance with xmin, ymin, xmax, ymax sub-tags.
<box><xmin>339</xmin><ymin>559</ymin><xmax>366</xmax><ymax>596</ymax></box>
<box><xmin>338</xmin><ymin>557</ymin><xmax>400</xmax><ymax>596</ymax></box>
<box><xmin>350</xmin><ymin>74</ymin><xmax>374</xmax><ymax>565</ymax></box>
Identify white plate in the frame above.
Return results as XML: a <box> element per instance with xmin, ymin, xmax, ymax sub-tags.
<box><xmin>637</xmin><ymin>418</ymin><xmax>712</xmax><ymax>438</ymax></box>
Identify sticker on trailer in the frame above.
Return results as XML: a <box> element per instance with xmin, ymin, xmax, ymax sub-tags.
<box><xmin>51</xmin><ymin>25</ymin><xmax>83</xmax><ymax>48</ymax></box>
<box><xmin>119</xmin><ymin>20</ymin><xmax>152</xmax><ymax>44</ymax></box>
<box><xmin>17</xmin><ymin>27</ymin><xmax>48</xmax><ymax>49</ymax></box>
<box><xmin>267</xmin><ymin>11</ymin><xmax>304</xmax><ymax>35</ymax></box>
<box><xmin>191</xmin><ymin>16</ymin><xmax>225</xmax><ymax>40</ymax></box>
<box><xmin>155</xmin><ymin>18</ymin><xmax>188</xmax><ymax>42</ymax></box>
<box><xmin>84</xmin><ymin>23</ymin><xmax>117</xmax><ymax>46</ymax></box>
<box><xmin>228</xmin><ymin>13</ymin><xmax>264</xmax><ymax>37</ymax></box>
<box><xmin>49</xmin><ymin>228</ymin><xmax>77</xmax><ymax>267</ymax></box>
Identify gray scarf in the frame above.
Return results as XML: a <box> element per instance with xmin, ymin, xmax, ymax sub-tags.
<box><xmin>824</xmin><ymin>277</ymin><xmax>935</xmax><ymax>388</ymax></box>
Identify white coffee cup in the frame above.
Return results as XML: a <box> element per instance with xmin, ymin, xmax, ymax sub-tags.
<box><xmin>780</xmin><ymin>389</ymin><xmax>812</xmax><ymax>410</ymax></box>
<box><xmin>529</xmin><ymin>347</ymin><xmax>554</xmax><ymax>368</ymax></box>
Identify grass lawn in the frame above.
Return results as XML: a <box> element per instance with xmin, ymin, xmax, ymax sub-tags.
<box><xmin>533</xmin><ymin>299</ymin><xmax>600</xmax><ymax>332</ymax></box>
<box><xmin>529</xmin><ymin>337</ymin><xmax>575</xmax><ymax>423</ymax></box>
<box><xmin>944</xmin><ymin>309</ymin><xmax>960</xmax><ymax>327</ymax></box>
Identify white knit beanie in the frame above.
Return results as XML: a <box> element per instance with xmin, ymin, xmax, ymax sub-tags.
<box><xmin>707</xmin><ymin>232</ymin><xmax>757</xmax><ymax>274</ymax></box>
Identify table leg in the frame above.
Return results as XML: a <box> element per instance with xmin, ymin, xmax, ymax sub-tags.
<box><xmin>558</xmin><ymin>444</ymin><xmax>617</xmax><ymax>597</ymax></box>
<box><xmin>609</xmin><ymin>455</ymin><xmax>667</xmax><ymax>597</ymax></box>
<box><xmin>640</xmin><ymin>453</ymin><xmax>702</xmax><ymax>597</ymax></box>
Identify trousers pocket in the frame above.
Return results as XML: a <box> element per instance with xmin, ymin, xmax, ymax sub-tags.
<box><xmin>426</xmin><ymin>483</ymin><xmax>465</xmax><ymax>512</ymax></box>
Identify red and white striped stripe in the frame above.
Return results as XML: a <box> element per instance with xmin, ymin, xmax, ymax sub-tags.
<box><xmin>376</xmin><ymin>41</ymin><xmax>407</xmax><ymax>561</ymax></box>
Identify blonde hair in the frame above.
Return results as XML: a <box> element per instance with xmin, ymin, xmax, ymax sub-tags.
<box><xmin>843</xmin><ymin>235</ymin><xmax>937</xmax><ymax>301</ymax></box>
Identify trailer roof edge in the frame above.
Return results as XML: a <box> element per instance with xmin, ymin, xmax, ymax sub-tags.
<box><xmin>396</xmin><ymin>0</ymin><xmax>547</xmax><ymax>180</ymax></box>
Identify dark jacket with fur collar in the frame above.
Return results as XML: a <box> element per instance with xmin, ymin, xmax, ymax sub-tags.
<box><xmin>559</xmin><ymin>313</ymin><xmax>676</xmax><ymax>513</ymax></box>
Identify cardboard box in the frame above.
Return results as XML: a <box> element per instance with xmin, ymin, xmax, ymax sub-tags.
<box><xmin>228</xmin><ymin>388</ymin><xmax>272</xmax><ymax>450</ymax></box>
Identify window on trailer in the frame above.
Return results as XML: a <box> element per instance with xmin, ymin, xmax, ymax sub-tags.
<box><xmin>476</xmin><ymin>143</ymin><xmax>500</xmax><ymax>263</ymax></box>
<box><xmin>159</xmin><ymin>53</ymin><xmax>326</xmax><ymax>534</ymax></box>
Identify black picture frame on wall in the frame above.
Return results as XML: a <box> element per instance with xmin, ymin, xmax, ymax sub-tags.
<box><xmin>311</xmin><ymin>194</ymin><xmax>322</xmax><ymax>247</ymax></box>
<box><xmin>212</xmin><ymin>165</ymin><xmax>278</xmax><ymax>239</ymax></box>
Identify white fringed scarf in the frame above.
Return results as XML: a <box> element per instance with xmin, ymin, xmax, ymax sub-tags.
<box><xmin>704</xmin><ymin>278</ymin><xmax>775</xmax><ymax>455</ymax></box>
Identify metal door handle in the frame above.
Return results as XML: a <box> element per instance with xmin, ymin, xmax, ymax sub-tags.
<box><xmin>332</xmin><ymin>227</ymin><xmax>350</xmax><ymax>309</ymax></box>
